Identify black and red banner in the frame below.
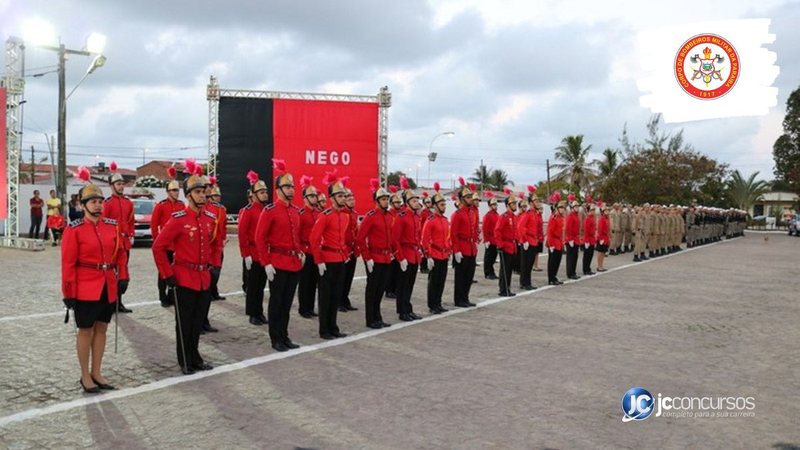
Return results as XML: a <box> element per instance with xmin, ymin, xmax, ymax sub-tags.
<box><xmin>217</xmin><ymin>97</ymin><xmax>378</xmax><ymax>214</ymax></box>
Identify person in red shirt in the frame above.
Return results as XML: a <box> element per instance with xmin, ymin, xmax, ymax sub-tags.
<box><xmin>547</xmin><ymin>195</ymin><xmax>566</xmax><ymax>285</ymax></box>
<box><xmin>384</xmin><ymin>187</ymin><xmax>403</xmax><ymax>299</ymax></box>
<box><xmin>239</xmin><ymin>190</ymin><xmax>253</xmax><ymax>293</ymax></box>
<box><xmin>517</xmin><ymin>186</ymin><xmax>540</xmax><ymax>290</ymax></box>
<box><xmin>393</xmin><ymin>177</ymin><xmax>424</xmax><ymax>322</ymax></box>
<box><xmin>256</xmin><ymin>160</ymin><xmax>304</xmax><ymax>352</ymax></box>
<box><xmin>582</xmin><ymin>198</ymin><xmax>598</xmax><ymax>276</ymax></box>
<box><xmin>495</xmin><ymin>189</ymin><xmax>519</xmax><ymax>297</ymax></box>
<box><xmin>595</xmin><ymin>203</ymin><xmax>611</xmax><ymax>272</ymax></box>
<box><xmin>357</xmin><ymin>179</ymin><xmax>397</xmax><ymax>329</ymax></box>
<box><xmin>422</xmin><ymin>183</ymin><xmax>450</xmax><ymax>314</ymax></box>
<box><xmin>310</xmin><ymin>171</ymin><xmax>350</xmax><ymax>339</ymax></box>
<box><xmin>29</xmin><ymin>190</ymin><xmax>44</xmax><ymax>239</ymax></box>
<box><xmin>340</xmin><ymin>186</ymin><xmax>360</xmax><ymax>313</ymax></box>
<box><xmin>513</xmin><ymin>194</ymin><xmax>527</xmax><ymax>275</ymax></box>
<box><xmin>47</xmin><ymin>208</ymin><xmax>66</xmax><ymax>246</ymax></box>
<box><xmin>151</xmin><ymin>174</ymin><xmax>184</xmax><ymax>307</ymax></box>
<box><xmin>481</xmin><ymin>192</ymin><xmax>499</xmax><ymax>280</ymax></box>
<box><xmin>200</xmin><ymin>175</ymin><xmax>226</xmax><ymax>333</ymax></box>
<box><xmin>533</xmin><ymin>201</ymin><xmax>545</xmax><ymax>272</ymax></box>
<box><xmin>239</xmin><ymin>170</ymin><xmax>269</xmax><ymax>326</ymax></box>
<box><xmin>450</xmin><ymin>178</ymin><xmax>477</xmax><ymax>307</ymax></box>
<box><xmin>102</xmin><ymin>163</ymin><xmax>134</xmax><ymax>313</ymax></box>
<box><xmin>564</xmin><ymin>194</ymin><xmax>582</xmax><ymax>280</ymax></box>
<box><xmin>418</xmin><ymin>193</ymin><xmax>433</xmax><ymax>275</ymax></box>
<box><xmin>297</xmin><ymin>176</ymin><xmax>320</xmax><ymax>318</ymax></box>
<box><xmin>61</xmin><ymin>168</ymin><xmax>129</xmax><ymax>393</ymax></box>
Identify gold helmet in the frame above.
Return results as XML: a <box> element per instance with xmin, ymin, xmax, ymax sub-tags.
<box><xmin>503</xmin><ymin>188</ymin><xmax>518</xmax><ymax>205</ymax></box>
<box><xmin>75</xmin><ymin>166</ymin><xmax>104</xmax><ymax>203</ymax></box>
<box><xmin>456</xmin><ymin>176</ymin><xmax>472</xmax><ymax>199</ymax></box>
<box><xmin>300</xmin><ymin>175</ymin><xmax>318</xmax><ymax>198</ymax></box>
<box><xmin>166</xmin><ymin>165</ymin><xmax>180</xmax><ymax>191</ymax></box>
<box><xmin>246</xmin><ymin>170</ymin><xmax>268</xmax><ymax>194</ymax></box>
<box><xmin>184</xmin><ymin>174</ymin><xmax>206</xmax><ymax>194</ymax></box>
<box><xmin>323</xmin><ymin>170</ymin><xmax>346</xmax><ymax>197</ymax></box>
<box><xmin>430</xmin><ymin>182</ymin><xmax>446</xmax><ymax>204</ymax></box>
<box><xmin>400</xmin><ymin>176</ymin><xmax>418</xmax><ymax>203</ymax></box>
<box><xmin>166</xmin><ymin>180</ymin><xmax>180</xmax><ymax>191</ymax></box>
<box><xmin>273</xmin><ymin>159</ymin><xmax>293</xmax><ymax>189</ymax></box>
<box><xmin>370</xmin><ymin>178</ymin><xmax>390</xmax><ymax>201</ymax></box>
<box><xmin>107</xmin><ymin>161</ymin><xmax>124</xmax><ymax>184</ymax></box>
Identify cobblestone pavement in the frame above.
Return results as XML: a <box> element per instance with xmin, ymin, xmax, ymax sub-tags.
<box><xmin>0</xmin><ymin>234</ymin><xmax>798</xmax><ymax>448</ymax></box>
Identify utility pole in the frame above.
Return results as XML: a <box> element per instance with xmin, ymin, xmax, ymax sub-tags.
<box><xmin>30</xmin><ymin>146</ymin><xmax>35</xmax><ymax>185</ymax></box>
<box><xmin>57</xmin><ymin>43</ymin><xmax>67</xmax><ymax>213</ymax></box>
<box><xmin>546</xmin><ymin>159</ymin><xmax>551</xmax><ymax>200</ymax></box>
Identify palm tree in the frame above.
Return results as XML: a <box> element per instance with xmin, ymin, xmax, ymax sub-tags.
<box><xmin>595</xmin><ymin>148</ymin><xmax>619</xmax><ymax>178</ymax></box>
<box><xmin>552</xmin><ymin>134</ymin><xmax>597</xmax><ymax>193</ymax></box>
<box><xmin>469</xmin><ymin>165</ymin><xmax>491</xmax><ymax>188</ymax></box>
<box><xmin>489</xmin><ymin>169</ymin><xmax>513</xmax><ymax>189</ymax></box>
<box><xmin>726</xmin><ymin>170</ymin><xmax>770</xmax><ymax>211</ymax></box>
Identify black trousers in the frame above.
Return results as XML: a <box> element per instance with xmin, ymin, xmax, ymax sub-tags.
<box><xmin>498</xmin><ymin>250</ymin><xmax>515</xmax><ymax>295</ymax></box>
<box><xmin>519</xmin><ymin>245</ymin><xmax>537</xmax><ymax>287</ymax></box>
<box><xmin>548</xmin><ymin>248</ymin><xmax>563</xmax><ymax>283</ymax></box>
<box><xmin>342</xmin><ymin>257</ymin><xmax>357</xmax><ymax>308</ymax></box>
<box><xmin>174</xmin><ymin>286</ymin><xmax>209</xmax><ymax>368</ymax></box>
<box><xmin>268</xmin><ymin>269</ymin><xmax>300</xmax><ymax>345</ymax></box>
<box><xmin>209</xmin><ymin>253</ymin><xmax>223</xmax><ymax>299</ymax></box>
<box><xmin>427</xmin><ymin>259</ymin><xmax>448</xmax><ymax>309</ymax></box>
<box><xmin>385</xmin><ymin>260</ymin><xmax>400</xmax><ymax>295</ymax></box>
<box><xmin>318</xmin><ymin>262</ymin><xmax>344</xmax><ymax>336</ymax></box>
<box><xmin>241</xmin><ymin>258</ymin><xmax>249</xmax><ymax>293</ymax></box>
<box><xmin>582</xmin><ymin>245</ymin><xmax>595</xmax><ymax>274</ymax></box>
<box><xmin>29</xmin><ymin>215</ymin><xmax>42</xmax><ymax>239</ymax></box>
<box><xmin>297</xmin><ymin>253</ymin><xmax>318</xmax><ymax>315</ymax></box>
<box><xmin>513</xmin><ymin>244</ymin><xmax>522</xmax><ymax>273</ymax></box>
<box><xmin>565</xmin><ymin>244</ymin><xmax>579</xmax><ymax>277</ymax></box>
<box><xmin>483</xmin><ymin>244</ymin><xmax>498</xmax><ymax>277</ymax></box>
<box><xmin>245</xmin><ymin>262</ymin><xmax>267</xmax><ymax>317</ymax></box>
<box><xmin>365</xmin><ymin>262</ymin><xmax>390</xmax><ymax>325</ymax></box>
<box><xmin>158</xmin><ymin>250</ymin><xmax>175</xmax><ymax>302</ymax></box>
<box><xmin>396</xmin><ymin>263</ymin><xmax>419</xmax><ymax>315</ymax></box>
<box><xmin>453</xmin><ymin>255</ymin><xmax>476</xmax><ymax>304</ymax></box>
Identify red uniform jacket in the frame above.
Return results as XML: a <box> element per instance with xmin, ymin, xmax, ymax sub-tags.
<box><xmin>471</xmin><ymin>206</ymin><xmax>481</xmax><ymax>244</ymax></box>
<box><xmin>298</xmin><ymin>206</ymin><xmax>320</xmax><ymax>255</ymax></box>
<box><xmin>47</xmin><ymin>214</ymin><xmax>65</xmax><ymax>231</ymax></box>
<box><xmin>565</xmin><ymin>211</ymin><xmax>581</xmax><ymax>246</ymax></box>
<box><xmin>255</xmin><ymin>200</ymin><xmax>303</xmax><ymax>272</ymax></box>
<box><xmin>152</xmin><ymin>207</ymin><xmax>220</xmax><ymax>291</ymax></box>
<box><xmin>102</xmin><ymin>194</ymin><xmax>134</xmax><ymax>250</ymax></box>
<box><xmin>61</xmin><ymin>217</ymin><xmax>128</xmax><ymax>302</ymax></box>
<box><xmin>238</xmin><ymin>201</ymin><xmax>265</xmax><ymax>259</ymax></box>
<box><xmin>347</xmin><ymin>209</ymin><xmax>360</xmax><ymax>259</ymax></box>
<box><xmin>310</xmin><ymin>207</ymin><xmax>350</xmax><ymax>263</ymax></box>
<box><xmin>482</xmin><ymin>210</ymin><xmax>499</xmax><ymax>245</ymax></box>
<box><xmin>583</xmin><ymin>214</ymin><xmax>597</xmax><ymax>246</ymax></box>
<box><xmin>494</xmin><ymin>210</ymin><xmax>519</xmax><ymax>255</ymax></box>
<box><xmin>517</xmin><ymin>210</ymin><xmax>540</xmax><ymax>246</ymax></box>
<box><xmin>597</xmin><ymin>215</ymin><xmax>610</xmax><ymax>245</ymax></box>
<box><xmin>420</xmin><ymin>208</ymin><xmax>432</xmax><ymax>223</ymax></box>
<box><xmin>357</xmin><ymin>207</ymin><xmax>398</xmax><ymax>264</ymax></box>
<box><xmin>393</xmin><ymin>206</ymin><xmax>423</xmax><ymax>265</ymax></box>
<box><xmin>450</xmin><ymin>206</ymin><xmax>478</xmax><ymax>256</ymax></box>
<box><xmin>422</xmin><ymin>213</ymin><xmax>450</xmax><ymax>260</ymax></box>
<box><xmin>151</xmin><ymin>198</ymin><xmax>185</xmax><ymax>242</ymax></box>
<box><xmin>547</xmin><ymin>212</ymin><xmax>564</xmax><ymax>251</ymax></box>
<box><xmin>204</xmin><ymin>201</ymin><xmax>227</xmax><ymax>267</ymax></box>
<box><xmin>534</xmin><ymin>211</ymin><xmax>545</xmax><ymax>244</ymax></box>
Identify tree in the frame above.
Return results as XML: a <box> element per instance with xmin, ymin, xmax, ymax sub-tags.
<box><xmin>386</xmin><ymin>171</ymin><xmax>416</xmax><ymax>189</ymax></box>
<box><xmin>468</xmin><ymin>165</ymin><xmax>513</xmax><ymax>190</ymax></box>
<box><xmin>773</xmin><ymin>86</ymin><xmax>800</xmax><ymax>193</ymax></box>
<box><xmin>551</xmin><ymin>134</ymin><xmax>597</xmax><ymax>193</ymax></box>
<box><xmin>595</xmin><ymin>148</ymin><xmax>620</xmax><ymax>177</ymax></box>
<box><xmin>488</xmin><ymin>169</ymin><xmax>513</xmax><ymax>189</ymax></box>
<box><xmin>469</xmin><ymin>165</ymin><xmax>491</xmax><ymax>188</ymax></box>
<box><xmin>725</xmin><ymin>170</ymin><xmax>770</xmax><ymax>211</ymax></box>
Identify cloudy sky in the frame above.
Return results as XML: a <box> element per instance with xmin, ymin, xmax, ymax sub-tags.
<box><xmin>2</xmin><ymin>0</ymin><xmax>798</xmax><ymax>188</ymax></box>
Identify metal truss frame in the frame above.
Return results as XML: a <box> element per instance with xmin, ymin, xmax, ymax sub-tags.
<box><xmin>2</xmin><ymin>37</ymin><xmax>24</xmax><ymax>241</ymax></box>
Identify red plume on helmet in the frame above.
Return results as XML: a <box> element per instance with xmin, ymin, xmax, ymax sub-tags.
<box><xmin>469</xmin><ymin>182</ymin><xmax>476</xmax><ymax>191</ymax></box>
<box><xmin>485</xmin><ymin>191</ymin><xmax>494</xmax><ymax>199</ymax></box>
<box><xmin>421</xmin><ymin>192</ymin><xmax>429</xmax><ymax>198</ymax></box>
<box><xmin>193</xmin><ymin>164</ymin><xmax>204</xmax><ymax>177</ymax></box>
<box><xmin>322</xmin><ymin>169</ymin><xmax>339</xmax><ymax>186</ymax></box>
<box><xmin>340</xmin><ymin>176</ymin><xmax>350</xmax><ymax>187</ymax></box>
<box><xmin>209</xmin><ymin>176</ymin><xmax>217</xmax><ymax>186</ymax></box>
<box><xmin>166</xmin><ymin>166</ymin><xmax>177</xmax><ymax>179</ymax></box>
<box><xmin>272</xmin><ymin>158</ymin><xmax>286</xmax><ymax>175</ymax></box>
<box><xmin>75</xmin><ymin>165</ymin><xmax>92</xmax><ymax>184</ymax></box>
<box><xmin>517</xmin><ymin>192</ymin><xmax>524</xmax><ymax>199</ymax></box>
<box><xmin>109</xmin><ymin>161</ymin><xmax>118</xmax><ymax>172</ymax></box>
<box><xmin>246</xmin><ymin>170</ymin><xmax>259</xmax><ymax>186</ymax></box>
<box><xmin>400</xmin><ymin>176</ymin><xmax>410</xmax><ymax>190</ymax></box>
<box><xmin>183</xmin><ymin>158</ymin><xmax>197</xmax><ymax>174</ymax></box>
<box><xmin>388</xmin><ymin>185</ymin><xmax>398</xmax><ymax>194</ymax></box>
<box><xmin>528</xmin><ymin>185</ymin><xmax>536</xmax><ymax>193</ymax></box>
<box><xmin>503</xmin><ymin>186</ymin><xmax>512</xmax><ymax>195</ymax></box>
<box><xmin>450</xmin><ymin>194</ymin><xmax>457</xmax><ymax>201</ymax></box>
<box><xmin>586</xmin><ymin>194</ymin><xmax>593</xmax><ymax>203</ymax></box>
<box><xmin>567</xmin><ymin>193</ymin><xmax>576</xmax><ymax>203</ymax></box>
<box><xmin>369</xmin><ymin>178</ymin><xmax>380</xmax><ymax>193</ymax></box>
<box><xmin>300</xmin><ymin>175</ymin><xmax>313</xmax><ymax>189</ymax></box>
<box><xmin>553</xmin><ymin>191</ymin><xmax>562</xmax><ymax>201</ymax></box>
<box><xmin>458</xmin><ymin>176</ymin><xmax>465</xmax><ymax>187</ymax></box>
<box><xmin>433</xmin><ymin>182</ymin><xmax>440</xmax><ymax>192</ymax></box>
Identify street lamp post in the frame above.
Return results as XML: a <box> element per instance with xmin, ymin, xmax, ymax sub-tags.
<box><xmin>428</xmin><ymin>131</ymin><xmax>454</xmax><ymax>187</ymax></box>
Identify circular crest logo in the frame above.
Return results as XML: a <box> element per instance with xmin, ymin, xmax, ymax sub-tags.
<box><xmin>621</xmin><ymin>387</ymin><xmax>655</xmax><ymax>422</ymax></box>
<box><xmin>674</xmin><ymin>34</ymin><xmax>739</xmax><ymax>100</ymax></box>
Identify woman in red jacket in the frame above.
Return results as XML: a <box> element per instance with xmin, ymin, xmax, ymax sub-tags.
<box><xmin>546</xmin><ymin>198</ymin><xmax>566</xmax><ymax>285</ymax></box>
<box><xmin>595</xmin><ymin>203</ymin><xmax>611</xmax><ymax>272</ymax></box>
<box><xmin>582</xmin><ymin>202</ymin><xmax>597</xmax><ymax>276</ymax></box>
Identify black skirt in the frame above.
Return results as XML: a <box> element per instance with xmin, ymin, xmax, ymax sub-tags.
<box><xmin>74</xmin><ymin>287</ymin><xmax>114</xmax><ymax>329</ymax></box>
<box><xmin>595</xmin><ymin>243</ymin><xmax>609</xmax><ymax>253</ymax></box>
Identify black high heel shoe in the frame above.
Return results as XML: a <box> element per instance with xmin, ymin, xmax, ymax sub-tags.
<box><xmin>80</xmin><ymin>379</ymin><xmax>101</xmax><ymax>394</ymax></box>
<box><xmin>91</xmin><ymin>376</ymin><xmax>116</xmax><ymax>390</ymax></box>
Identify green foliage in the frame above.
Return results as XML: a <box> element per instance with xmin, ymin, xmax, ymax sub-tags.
<box><xmin>773</xmin><ymin>86</ymin><xmax>800</xmax><ymax>193</ymax></box>
<box><xmin>135</xmin><ymin>175</ymin><xmax>165</xmax><ymax>188</ymax></box>
<box><xmin>386</xmin><ymin>171</ymin><xmax>417</xmax><ymax>189</ymax></box>
<box><xmin>724</xmin><ymin>170</ymin><xmax>770</xmax><ymax>211</ymax></box>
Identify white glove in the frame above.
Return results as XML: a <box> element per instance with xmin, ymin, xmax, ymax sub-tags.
<box><xmin>129</xmin><ymin>236</ymin><xmax>135</xmax><ymax>246</ymax></box>
<box><xmin>584</xmin><ymin>243</ymin><xmax>590</xmax><ymax>249</ymax></box>
<box><xmin>455</xmin><ymin>252</ymin><xmax>463</xmax><ymax>263</ymax></box>
<box><xmin>264</xmin><ymin>264</ymin><xmax>276</xmax><ymax>282</ymax></box>
<box><xmin>485</xmin><ymin>242</ymin><xmax>490</xmax><ymax>249</ymax></box>
<box><xmin>244</xmin><ymin>256</ymin><xmax>253</xmax><ymax>270</ymax></box>
<box><xmin>400</xmin><ymin>259</ymin><xmax>408</xmax><ymax>272</ymax></box>
<box><xmin>523</xmin><ymin>242</ymin><xmax>530</xmax><ymax>250</ymax></box>
<box><xmin>318</xmin><ymin>262</ymin><xmax>327</xmax><ymax>276</ymax></box>
<box><xmin>299</xmin><ymin>253</ymin><xmax>306</xmax><ymax>265</ymax></box>
<box><xmin>549</xmin><ymin>247</ymin><xmax>555</xmax><ymax>252</ymax></box>
<box><xmin>427</xmin><ymin>258</ymin><xmax>434</xmax><ymax>271</ymax></box>
<box><xmin>366</xmin><ymin>259</ymin><xmax>374</xmax><ymax>273</ymax></box>
<box><xmin>569</xmin><ymin>241</ymin><xmax>574</xmax><ymax>247</ymax></box>
<box><xmin>600</xmin><ymin>240</ymin><xmax>605</xmax><ymax>245</ymax></box>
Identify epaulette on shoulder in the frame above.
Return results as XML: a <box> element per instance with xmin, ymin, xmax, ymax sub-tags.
<box><xmin>210</xmin><ymin>200</ymin><xmax>223</xmax><ymax>207</ymax></box>
<box><xmin>103</xmin><ymin>197</ymin><xmax>112</xmax><ymax>203</ymax></box>
<box><xmin>323</xmin><ymin>208</ymin><xmax>333</xmax><ymax>215</ymax></box>
<box><xmin>298</xmin><ymin>207</ymin><xmax>305</xmax><ymax>214</ymax></box>
<box><xmin>366</xmin><ymin>209</ymin><xmax>376</xmax><ymax>216</ymax></box>
<box><xmin>172</xmin><ymin>210</ymin><xmax>187</xmax><ymax>218</ymax></box>
<box><xmin>158</xmin><ymin>198</ymin><xmax>169</xmax><ymax>204</ymax></box>
<box><xmin>244</xmin><ymin>203</ymin><xmax>254</xmax><ymax>210</ymax></box>
<box><xmin>265</xmin><ymin>203</ymin><xmax>276</xmax><ymax>210</ymax></box>
<box><xmin>398</xmin><ymin>211</ymin><xmax>407</xmax><ymax>217</ymax></box>
<box><xmin>427</xmin><ymin>215</ymin><xmax>435</xmax><ymax>221</ymax></box>
<box><xmin>204</xmin><ymin>209</ymin><xmax>217</xmax><ymax>219</ymax></box>
<box><xmin>69</xmin><ymin>219</ymin><xmax>84</xmax><ymax>228</ymax></box>
<box><xmin>102</xmin><ymin>217</ymin><xmax>118</xmax><ymax>225</ymax></box>
<box><xmin>292</xmin><ymin>204</ymin><xmax>302</xmax><ymax>211</ymax></box>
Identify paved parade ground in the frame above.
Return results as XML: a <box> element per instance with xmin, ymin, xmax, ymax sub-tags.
<box><xmin>0</xmin><ymin>233</ymin><xmax>798</xmax><ymax>449</ymax></box>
